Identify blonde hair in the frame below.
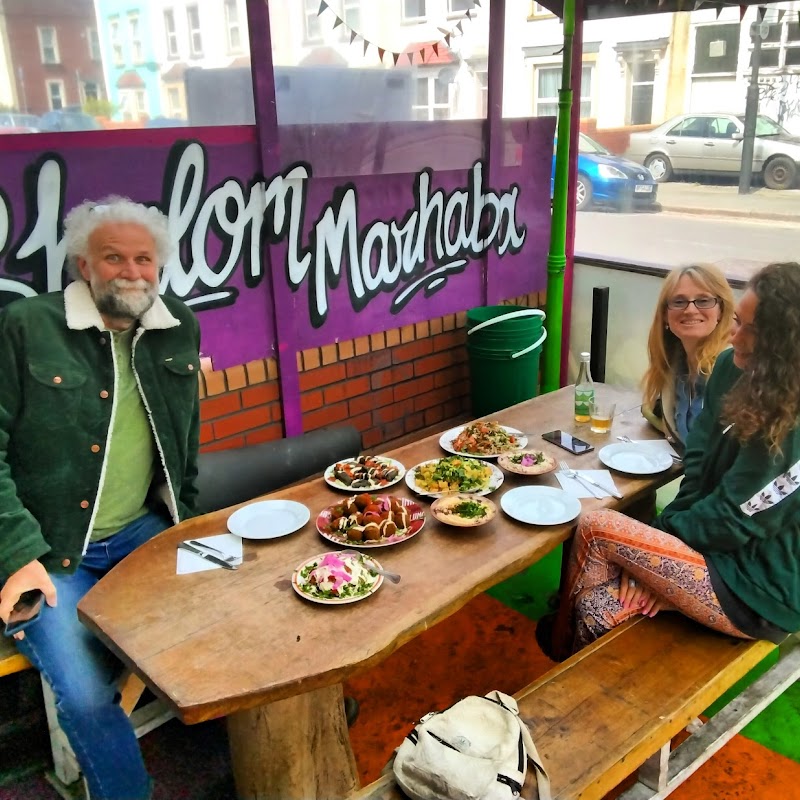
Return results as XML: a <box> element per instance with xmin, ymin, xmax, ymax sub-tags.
<box><xmin>642</xmin><ymin>264</ymin><xmax>735</xmax><ymax>411</ymax></box>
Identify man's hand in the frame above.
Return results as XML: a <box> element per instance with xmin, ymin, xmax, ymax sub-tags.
<box><xmin>0</xmin><ymin>561</ymin><xmax>57</xmax><ymax>639</ymax></box>
<box><xmin>619</xmin><ymin>571</ymin><xmax>663</xmax><ymax>618</ymax></box>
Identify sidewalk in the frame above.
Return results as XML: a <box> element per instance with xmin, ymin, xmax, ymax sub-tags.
<box><xmin>657</xmin><ymin>181</ymin><xmax>800</xmax><ymax>222</ymax></box>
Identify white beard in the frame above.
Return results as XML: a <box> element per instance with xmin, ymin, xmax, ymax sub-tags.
<box><xmin>92</xmin><ymin>277</ymin><xmax>158</xmax><ymax>321</ymax></box>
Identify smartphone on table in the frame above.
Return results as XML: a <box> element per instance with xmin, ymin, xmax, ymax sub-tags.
<box><xmin>541</xmin><ymin>430</ymin><xmax>595</xmax><ymax>455</ymax></box>
<box><xmin>4</xmin><ymin>589</ymin><xmax>45</xmax><ymax>637</ymax></box>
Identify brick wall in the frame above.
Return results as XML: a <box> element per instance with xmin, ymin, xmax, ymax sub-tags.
<box><xmin>198</xmin><ymin>292</ymin><xmax>544</xmax><ymax>452</ymax></box>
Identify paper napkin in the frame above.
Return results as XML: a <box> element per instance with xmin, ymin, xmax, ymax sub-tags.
<box><xmin>556</xmin><ymin>469</ymin><xmax>621</xmax><ymax>499</ymax></box>
<box><xmin>176</xmin><ymin>533</ymin><xmax>243</xmax><ymax>574</ymax></box>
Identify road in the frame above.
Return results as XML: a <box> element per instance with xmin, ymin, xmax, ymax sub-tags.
<box><xmin>574</xmin><ymin>209</ymin><xmax>798</xmax><ymax>283</ymax></box>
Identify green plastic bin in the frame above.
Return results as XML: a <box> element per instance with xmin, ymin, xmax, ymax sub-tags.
<box><xmin>466</xmin><ymin>306</ymin><xmax>547</xmax><ymax>416</ymax></box>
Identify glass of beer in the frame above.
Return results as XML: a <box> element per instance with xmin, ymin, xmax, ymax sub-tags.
<box><xmin>590</xmin><ymin>400</ymin><xmax>616</xmax><ymax>434</ymax></box>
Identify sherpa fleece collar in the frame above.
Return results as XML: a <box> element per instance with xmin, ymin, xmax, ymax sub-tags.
<box><xmin>64</xmin><ymin>280</ymin><xmax>180</xmax><ymax>331</ymax></box>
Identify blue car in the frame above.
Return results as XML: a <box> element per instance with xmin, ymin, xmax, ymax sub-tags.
<box><xmin>552</xmin><ymin>133</ymin><xmax>659</xmax><ymax>212</ymax></box>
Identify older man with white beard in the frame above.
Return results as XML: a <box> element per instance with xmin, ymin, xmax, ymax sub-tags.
<box><xmin>0</xmin><ymin>196</ymin><xmax>200</xmax><ymax>800</ymax></box>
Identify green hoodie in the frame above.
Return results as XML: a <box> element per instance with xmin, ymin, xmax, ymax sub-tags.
<box><xmin>655</xmin><ymin>349</ymin><xmax>800</xmax><ymax>633</ymax></box>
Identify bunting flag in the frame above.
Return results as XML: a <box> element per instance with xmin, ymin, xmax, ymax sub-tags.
<box><xmin>316</xmin><ymin>0</ymin><xmax>478</xmax><ymax>67</ymax></box>
<box><xmin>739</xmin><ymin>5</ymin><xmax>747</xmax><ymax>21</ymax></box>
<box><xmin>715</xmin><ymin>3</ymin><xmax>723</xmax><ymax>19</ymax></box>
<box><xmin>757</xmin><ymin>5</ymin><xmax>766</xmax><ymax>21</ymax></box>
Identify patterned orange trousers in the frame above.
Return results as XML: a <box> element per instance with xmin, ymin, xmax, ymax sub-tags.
<box><xmin>552</xmin><ymin>508</ymin><xmax>750</xmax><ymax>659</ymax></box>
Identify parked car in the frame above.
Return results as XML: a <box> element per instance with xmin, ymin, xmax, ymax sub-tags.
<box><xmin>38</xmin><ymin>109</ymin><xmax>102</xmax><ymax>132</ymax></box>
<box><xmin>145</xmin><ymin>116</ymin><xmax>189</xmax><ymax>128</ymax></box>
<box><xmin>0</xmin><ymin>112</ymin><xmax>39</xmax><ymax>133</ymax></box>
<box><xmin>625</xmin><ymin>112</ymin><xmax>800</xmax><ymax>190</ymax></box>
<box><xmin>553</xmin><ymin>133</ymin><xmax>659</xmax><ymax>211</ymax></box>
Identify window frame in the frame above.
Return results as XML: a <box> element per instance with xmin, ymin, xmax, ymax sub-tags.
<box><xmin>109</xmin><ymin>17</ymin><xmax>123</xmax><ymax>66</ymax></box>
<box><xmin>411</xmin><ymin>70</ymin><xmax>452</xmax><ymax>121</ymax></box>
<box><xmin>128</xmin><ymin>13</ymin><xmax>143</xmax><ymax>64</ymax></box>
<box><xmin>447</xmin><ymin>0</ymin><xmax>474</xmax><ymax>17</ymax></box>
<box><xmin>401</xmin><ymin>0</ymin><xmax>427</xmax><ymax>24</ymax></box>
<box><xmin>164</xmin><ymin>9</ymin><xmax>179</xmax><ymax>60</ymax></box>
<box><xmin>303</xmin><ymin>0</ymin><xmax>323</xmax><ymax>43</ymax></box>
<box><xmin>37</xmin><ymin>26</ymin><xmax>60</xmax><ymax>65</ymax></box>
<box><xmin>186</xmin><ymin>4</ymin><xmax>204</xmax><ymax>58</ymax></box>
<box><xmin>87</xmin><ymin>27</ymin><xmax>101</xmax><ymax>61</ymax></box>
<box><xmin>224</xmin><ymin>0</ymin><xmax>242</xmax><ymax>54</ymax></box>
<box><xmin>46</xmin><ymin>79</ymin><xmax>65</xmax><ymax>110</ymax></box>
<box><xmin>533</xmin><ymin>63</ymin><xmax>594</xmax><ymax>118</ymax></box>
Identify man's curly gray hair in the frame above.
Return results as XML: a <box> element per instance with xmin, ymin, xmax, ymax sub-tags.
<box><xmin>62</xmin><ymin>195</ymin><xmax>173</xmax><ymax>280</ymax></box>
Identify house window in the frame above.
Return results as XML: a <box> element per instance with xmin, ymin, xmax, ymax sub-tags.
<box><xmin>535</xmin><ymin>65</ymin><xmax>592</xmax><ymax>117</ymax></box>
<box><xmin>693</xmin><ymin>24</ymin><xmax>739</xmax><ymax>73</ymax></box>
<box><xmin>448</xmin><ymin>0</ymin><xmax>474</xmax><ymax>14</ymax></box>
<box><xmin>402</xmin><ymin>0</ymin><xmax>427</xmax><ymax>23</ymax></box>
<box><xmin>304</xmin><ymin>0</ymin><xmax>322</xmax><ymax>42</ymax></box>
<box><xmin>38</xmin><ymin>27</ymin><xmax>59</xmax><ymax>65</ymax></box>
<box><xmin>87</xmin><ymin>28</ymin><xmax>101</xmax><ymax>61</ymax></box>
<box><xmin>187</xmin><ymin>5</ymin><xmax>203</xmax><ymax>57</ymax></box>
<box><xmin>412</xmin><ymin>72</ymin><xmax>451</xmax><ymax>120</ymax></box>
<box><xmin>630</xmin><ymin>60</ymin><xmax>655</xmax><ymax>125</ymax></box>
<box><xmin>84</xmin><ymin>81</ymin><xmax>99</xmax><ymax>102</ymax></box>
<box><xmin>224</xmin><ymin>0</ymin><xmax>242</xmax><ymax>53</ymax></box>
<box><xmin>47</xmin><ymin>80</ymin><xmax>65</xmax><ymax>110</ymax></box>
<box><xmin>164</xmin><ymin>9</ymin><xmax>179</xmax><ymax>59</ymax></box>
<box><xmin>110</xmin><ymin>18</ymin><xmax>123</xmax><ymax>65</ymax></box>
<box><xmin>129</xmin><ymin>14</ymin><xmax>143</xmax><ymax>63</ymax></box>
<box><xmin>167</xmin><ymin>87</ymin><xmax>181</xmax><ymax>115</ymax></box>
<box><xmin>532</xmin><ymin>3</ymin><xmax>552</xmax><ymax>16</ymax></box>
<box><xmin>759</xmin><ymin>19</ymin><xmax>800</xmax><ymax>69</ymax></box>
<box><xmin>475</xmin><ymin>68</ymin><xmax>489</xmax><ymax>116</ymax></box>
<box><xmin>343</xmin><ymin>0</ymin><xmax>361</xmax><ymax>31</ymax></box>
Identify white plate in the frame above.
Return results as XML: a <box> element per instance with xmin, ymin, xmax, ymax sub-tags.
<box><xmin>598</xmin><ymin>443</ymin><xmax>673</xmax><ymax>475</ymax></box>
<box><xmin>292</xmin><ymin>552</ymin><xmax>383</xmax><ymax>605</ymax></box>
<box><xmin>439</xmin><ymin>424</ymin><xmax>528</xmax><ymax>458</ymax></box>
<box><xmin>323</xmin><ymin>456</ymin><xmax>406</xmax><ymax>491</ymax></box>
<box><xmin>405</xmin><ymin>458</ymin><xmax>504</xmax><ymax>497</ymax></box>
<box><xmin>227</xmin><ymin>500</ymin><xmax>310</xmax><ymax>540</ymax></box>
<box><xmin>500</xmin><ymin>486</ymin><xmax>582</xmax><ymax>526</ymax></box>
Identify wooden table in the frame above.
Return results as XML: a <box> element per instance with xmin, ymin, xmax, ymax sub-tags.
<box><xmin>78</xmin><ymin>385</ymin><xmax>681</xmax><ymax>800</ymax></box>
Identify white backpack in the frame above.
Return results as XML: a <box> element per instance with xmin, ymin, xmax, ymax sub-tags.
<box><xmin>393</xmin><ymin>690</ymin><xmax>551</xmax><ymax>800</ymax></box>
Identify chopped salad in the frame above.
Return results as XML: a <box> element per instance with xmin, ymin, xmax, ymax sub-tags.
<box><xmin>297</xmin><ymin>553</ymin><xmax>377</xmax><ymax>600</ymax></box>
<box><xmin>452</xmin><ymin>422</ymin><xmax>521</xmax><ymax>455</ymax></box>
<box><xmin>414</xmin><ymin>456</ymin><xmax>494</xmax><ymax>493</ymax></box>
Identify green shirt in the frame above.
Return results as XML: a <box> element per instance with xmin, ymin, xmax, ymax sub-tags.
<box><xmin>91</xmin><ymin>327</ymin><xmax>155</xmax><ymax>541</ymax></box>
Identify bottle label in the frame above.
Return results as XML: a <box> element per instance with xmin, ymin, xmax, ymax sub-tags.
<box><xmin>575</xmin><ymin>387</ymin><xmax>595</xmax><ymax>418</ymax></box>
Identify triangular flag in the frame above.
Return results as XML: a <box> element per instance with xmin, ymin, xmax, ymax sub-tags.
<box><xmin>350</xmin><ymin>29</ymin><xmax>357</xmax><ymax>44</ymax></box>
<box><xmin>419</xmin><ymin>48</ymin><xmax>426</xmax><ymax>63</ymax></box>
<box><xmin>444</xmin><ymin>34</ymin><xmax>451</xmax><ymax>46</ymax></box>
<box><xmin>715</xmin><ymin>3</ymin><xmax>723</xmax><ymax>19</ymax></box>
<box><xmin>392</xmin><ymin>52</ymin><xmax>400</xmax><ymax>66</ymax></box>
<box><xmin>474</xmin><ymin>0</ymin><xmax>481</xmax><ymax>5</ymax></box>
<box><xmin>693</xmin><ymin>1</ymin><xmax>704</xmax><ymax>9</ymax></box>
<box><xmin>363</xmin><ymin>39</ymin><xmax>370</xmax><ymax>55</ymax></box>
<box><xmin>456</xmin><ymin>21</ymin><xmax>463</xmax><ymax>33</ymax></box>
<box><xmin>739</xmin><ymin>5</ymin><xmax>746</xmax><ymax>21</ymax></box>
<box><xmin>332</xmin><ymin>15</ymin><xmax>343</xmax><ymax>28</ymax></box>
<box><xmin>777</xmin><ymin>9</ymin><xmax>785</xmax><ymax>23</ymax></box>
<box><xmin>466</xmin><ymin>9</ymin><xmax>472</xmax><ymax>19</ymax></box>
<box><xmin>432</xmin><ymin>42</ymin><xmax>440</xmax><ymax>57</ymax></box>
<box><xmin>318</xmin><ymin>0</ymin><xmax>327</xmax><ymax>15</ymax></box>
<box><xmin>757</xmin><ymin>5</ymin><xmax>765</xmax><ymax>21</ymax></box>
<box><xmin>378</xmin><ymin>47</ymin><xmax>385</xmax><ymax>62</ymax></box>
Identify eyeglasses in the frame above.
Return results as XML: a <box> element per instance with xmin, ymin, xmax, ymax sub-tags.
<box><xmin>666</xmin><ymin>296</ymin><xmax>719</xmax><ymax>311</ymax></box>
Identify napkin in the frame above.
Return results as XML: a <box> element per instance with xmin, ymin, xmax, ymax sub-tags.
<box><xmin>176</xmin><ymin>533</ymin><xmax>243</xmax><ymax>574</ymax></box>
<box><xmin>556</xmin><ymin>469</ymin><xmax>621</xmax><ymax>499</ymax></box>
<box><xmin>627</xmin><ymin>439</ymin><xmax>679</xmax><ymax>458</ymax></box>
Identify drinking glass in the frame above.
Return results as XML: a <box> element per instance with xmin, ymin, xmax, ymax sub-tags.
<box><xmin>590</xmin><ymin>400</ymin><xmax>616</xmax><ymax>434</ymax></box>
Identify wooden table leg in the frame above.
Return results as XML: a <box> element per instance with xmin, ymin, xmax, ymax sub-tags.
<box><xmin>226</xmin><ymin>683</ymin><xmax>359</xmax><ymax>800</ymax></box>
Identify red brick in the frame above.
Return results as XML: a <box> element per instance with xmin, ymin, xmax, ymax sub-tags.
<box><xmin>199</xmin><ymin>422</ymin><xmax>215</xmax><ymax>444</ymax></box>
<box><xmin>298</xmin><ymin>363</ymin><xmax>347</xmax><ymax>392</ymax></box>
<box><xmin>445</xmin><ymin>397</ymin><xmax>469</xmax><ymax>418</ymax></box>
<box><xmin>434</xmin><ymin>363</ymin><xmax>469</xmax><ymax>389</ymax></box>
<box><xmin>200</xmin><ymin>392</ymin><xmax>241</xmax><ymax>421</ymax></box>
<box><xmin>394</xmin><ymin>375</ymin><xmax>435</xmax><ymax>401</ymax></box>
<box><xmin>371</xmin><ymin>362</ymin><xmax>413</xmax><ymax>390</ymax></box>
<box><xmin>413</xmin><ymin>386</ymin><xmax>454</xmax><ymax>412</ymax></box>
<box><xmin>424</xmin><ymin>406</ymin><xmax>445</xmax><ymax>426</ymax></box>
<box><xmin>303</xmin><ymin>401</ymin><xmax>350</xmax><ymax>431</ymax></box>
<box><xmin>391</xmin><ymin>338</ymin><xmax>434</xmax><ymax>365</ymax></box>
<box><xmin>373</xmin><ymin>398</ymin><xmax>414</xmax><ymax>425</ymax></box>
<box><xmin>433</xmin><ymin>330</ymin><xmax>467</xmax><ymax>352</ymax></box>
<box><xmin>241</xmin><ymin>381</ymin><xmax>280</xmax><ymax>409</ymax></box>
<box><xmin>404</xmin><ymin>412</ymin><xmax>425</xmax><ymax>434</ymax></box>
<box><xmin>245</xmin><ymin>424</ymin><xmax>284</xmax><ymax>446</ymax></box>
<box><xmin>414</xmin><ymin>352</ymin><xmax>457</xmax><ymax>377</ymax></box>
<box><xmin>350</xmin><ymin>387</ymin><xmax>393</xmax><ymax>416</ymax></box>
<box><xmin>323</xmin><ymin>375</ymin><xmax>371</xmax><ymax>405</ymax></box>
<box><xmin>381</xmin><ymin>419</ymin><xmax>405</xmax><ymax>441</ymax></box>
<box><xmin>345</xmin><ymin>350</ymin><xmax>392</xmax><ymax>378</ymax></box>
<box><xmin>201</xmin><ymin>435</ymin><xmax>245</xmax><ymax>453</ymax></box>
<box><xmin>213</xmin><ymin>407</ymin><xmax>272</xmax><ymax>439</ymax></box>
<box><xmin>270</xmin><ymin>402</ymin><xmax>283</xmax><ymax>422</ymax></box>
<box><xmin>362</xmin><ymin>427</ymin><xmax>383</xmax><ymax>449</ymax></box>
<box><xmin>301</xmin><ymin>390</ymin><xmax>324</xmax><ymax>412</ymax></box>
<box><xmin>348</xmin><ymin>412</ymin><xmax>373</xmax><ymax>434</ymax></box>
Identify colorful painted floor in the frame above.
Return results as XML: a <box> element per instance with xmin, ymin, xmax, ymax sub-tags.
<box><xmin>1</xmin><ymin>552</ymin><xmax>799</xmax><ymax>799</ymax></box>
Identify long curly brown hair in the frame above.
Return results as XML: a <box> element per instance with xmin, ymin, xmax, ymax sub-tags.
<box><xmin>723</xmin><ymin>262</ymin><xmax>800</xmax><ymax>454</ymax></box>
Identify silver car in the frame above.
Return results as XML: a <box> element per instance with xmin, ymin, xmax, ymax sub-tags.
<box><xmin>625</xmin><ymin>112</ymin><xmax>800</xmax><ymax>190</ymax></box>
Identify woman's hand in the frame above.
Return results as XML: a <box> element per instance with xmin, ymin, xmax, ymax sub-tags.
<box><xmin>0</xmin><ymin>561</ymin><xmax>57</xmax><ymax>640</ymax></box>
<box><xmin>619</xmin><ymin>571</ymin><xmax>663</xmax><ymax>618</ymax></box>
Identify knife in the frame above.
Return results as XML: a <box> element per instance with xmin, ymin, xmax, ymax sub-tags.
<box><xmin>178</xmin><ymin>541</ymin><xmax>237</xmax><ymax>570</ymax></box>
<box><xmin>574</xmin><ymin>472</ymin><xmax>623</xmax><ymax>500</ymax></box>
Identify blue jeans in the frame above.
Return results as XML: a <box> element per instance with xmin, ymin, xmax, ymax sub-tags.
<box><xmin>15</xmin><ymin>511</ymin><xmax>170</xmax><ymax>800</ymax></box>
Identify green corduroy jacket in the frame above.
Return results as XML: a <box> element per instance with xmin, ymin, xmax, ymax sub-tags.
<box><xmin>0</xmin><ymin>281</ymin><xmax>200</xmax><ymax>578</ymax></box>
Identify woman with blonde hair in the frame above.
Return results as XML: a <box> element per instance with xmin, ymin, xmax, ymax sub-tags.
<box><xmin>642</xmin><ymin>264</ymin><xmax>734</xmax><ymax>449</ymax></box>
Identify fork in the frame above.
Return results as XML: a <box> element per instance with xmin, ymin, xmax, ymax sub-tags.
<box><xmin>559</xmin><ymin>461</ymin><xmax>623</xmax><ymax>500</ymax></box>
<box><xmin>339</xmin><ymin>551</ymin><xmax>401</xmax><ymax>584</ymax></box>
<box><xmin>188</xmin><ymin>540</ymin><xmax>238</xmax><ymax>563</ymax></box>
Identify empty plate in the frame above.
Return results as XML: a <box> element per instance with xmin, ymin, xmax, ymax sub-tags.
<box><xmin>227</xmin><ymin>500</ymin><xmax>310</xmax><ymax>540</ymax></box>
<box><xmin>598</xmin><ymin>443</ymin><xmax>673</xmax><ymax>475</ymax></box>
<box><xmin>500</xmin><ymin>486</ymin><xmax>581</xmax><ymax>526</ymax></box>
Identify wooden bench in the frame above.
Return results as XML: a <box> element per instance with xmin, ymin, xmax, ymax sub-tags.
<box><xmin>0</xmin><ymin>635</ymin><xmax>172</xmax><ymax>798</ymax></box>
<box><xmin>351</xmin><ymin>614</ymin><xmax>800</xmax><ymax>800</ymax></box>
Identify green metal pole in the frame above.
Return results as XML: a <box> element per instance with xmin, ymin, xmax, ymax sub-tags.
<box><xmin>542</xmin><ymin>0</ymin><xmax>575</xmax><ymax>393</ymax></box>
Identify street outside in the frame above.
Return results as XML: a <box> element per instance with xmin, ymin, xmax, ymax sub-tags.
<box><xmin>574</xmin><ymin>179</ymin><xmax>800</xmax><ymax>283</ymax></box>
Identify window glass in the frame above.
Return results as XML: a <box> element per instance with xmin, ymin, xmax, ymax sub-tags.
<box><xmin>267</xmin><ymin>0</ymin><xmax>489</xmax><ymax>175</ymax></box>
<box><xmin>0</xmin><ymin>2</ymin><xmax>253</xmax><ymax>132</ymax></box>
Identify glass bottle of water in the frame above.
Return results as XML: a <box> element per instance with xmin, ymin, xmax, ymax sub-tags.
<box><xmin>574</xmin><ymin>352</ymin><xmax>594</xmax><ymax>423</ymax></box>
